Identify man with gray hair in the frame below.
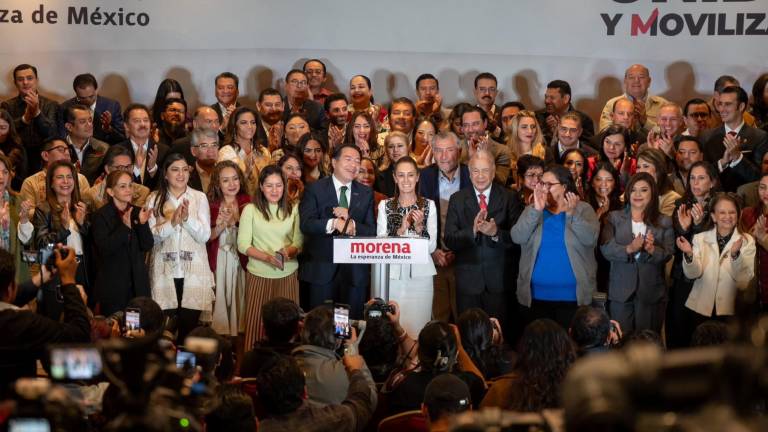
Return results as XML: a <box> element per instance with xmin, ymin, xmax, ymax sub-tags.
<box><xmin>170</xmin><ymin>105</ymin><xmax>222</xmax><ymax>165</ymax></box>
<box><xmin>599</xmin><ymin>64</ymin><xmax>669</xmax><ymax>132</ymax></box>
<box><xmin>444</xmin><ymin>149</ymin><xmax>522</xmax><ymax>325</ymax></box>
<box><xmin>188</xmin><ymin>128</ymin><xmax>219</xmax><ymax>192</ymax></box>
<box><xmin>419</xmin><ymin>131</ymin><xmax>473</xmax><ymax>322</ymax></box>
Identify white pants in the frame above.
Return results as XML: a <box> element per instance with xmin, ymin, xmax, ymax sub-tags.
<box><xmin>389</xmin><ymin>275</ymin><xmax>434</xmax><ymax>337</ymax></box>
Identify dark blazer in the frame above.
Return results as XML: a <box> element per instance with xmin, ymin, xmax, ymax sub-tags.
<box><xmin>373</xmin><ymin>165</ymin><xmax>395</xmax><ymax>197</ymax></box>
<box><xmin>700</xmin><ymin>125</ymin><xmax>768</xmax><ymax>191</ymax></box>
<box><xmin>299</xmin><ymin>176</ymin><xmax>375</xmax><ymax>286</ymax></box>
<box><xmin>283</xmin><ymin>98</ymin><xmax>328</xmax><ymax>131</ymax></box>
<box><xmin>210</xmin><ymin>101</ymin><xmax>241</xmax><ymax>124</ymax></box>
<box><xmin>599</xmin><ymin>210</ymin><xmax>674</xmax><ymax>303</ymax></box>
<box><xmin>535</xmin><ymin>105</ymin><xmax>596</xmax><ymax>143</ymax></box>
<box><xmin>418</xmin><ymin>163</ymin><xmax>472</xmax><ymax>243</ymax></box>
<box><xmin>170</xmin><ymin>136</ymin><xmax>195</xmax><ymax>166</ymax></box>
<box><xmin>444</xmin><ymin>184</ymin><xmax>523</xmax><ymax>295</ymax></box>
<box><xmin>116</xmin><ymin>139</ymin><xmax>170</xmax><ymax>190</ymax></box>
<box><xmin>551</xmin><ymin>139</ymin><xmax>600</xmax><ymax>164</ymax></box>
<box><xmin>75</xmin><ymin>137</ymin><xmax>110</xmax><ymax>185</ymax></box>
<box><xmin>58</xmin><ymin>95</ymin><xmax>126</xmax><ymax>144</ymax></box>
<box><xmin>1</xmin><ymin>95</ymin><xmax>59</xmax><ymax>173</ymax></box>
<box><xmin>90</xmin><ymin>201</ymin><xmax>154</xmax><ymax>316</ymax></box>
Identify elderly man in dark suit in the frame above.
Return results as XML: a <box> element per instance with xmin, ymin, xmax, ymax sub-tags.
<box><xmin>116</xmin><ymin>104</ymin><xmax>169</xmax><ymax>190</ymax></box>
<box><xmin>57</xmin><ymin>73</ymin><xmax>125</xmax><ymax>144</ymax></box>
<box><xmin>444</xmin><ymin>150</ymin><xmax>523</xmax><ymax>324</ymax></box>
<box><xmin>299</xmin><ymin>143</ymin><xmax>375</xmax><ymax>318</ymax></box>
<box><xmin>419</xmin><ymin>131</ymin><xmax>472</xmax><ymax>322</ymax></box>
<box><xmin>700</xmin><ymin>85</ymin><xmax>768</xmax><ymax>192</ymax></box>
<box><xmin>1</xmin><ymin>64</ymin><xmax>59</xmax><ymax>173</ymax></box>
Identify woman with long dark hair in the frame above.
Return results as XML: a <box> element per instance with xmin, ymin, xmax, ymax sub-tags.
<box><xmin>600</xmin><ymin>172</ymin><xmax>674</xmax><ymax>333</ymax></box>
<box><xmin>636</xmin><ymin>147</ymin><xmax>681</xmax><ymax>216</ymax></box>
<box><xmin>562</xmin><ymin>148</ymin><xmax>589</xmax><ymax>199</ymax></box>
<box><xmin>297</xmin><ymin>132</ymin><xmax>328</xmax><ymax>184</ymax></box>
<box><xmin>277</xmin><ymin>153</ymin><xmax>304</xmax><ymax>205</ymax></box>
<box><xmin>237</xmin><ymin>165</ymin><xmax>303</xmax><ymax>350</ymax></box>
<box><xmin>668</xmin><ymin>161</ymin><xmax>719</xmax><ymax>348</ymax></box>
<box><xmin>376</xmin><ymin>156</ymin><xmax>437</xmax><ymax>336</ymax></box>
<box><xmin>206</xmin><ymin>161</ymin><xmax>250</xmax><ymax>338</ymax></box>
<box><xmin>750</xmin><ymin>72</ymin><xmax>768</xmax><ymax>129</ymax></box>
<box><xmin>742</xmin><ymin>172</ymin><xmax>768</xmax><ymax>312</ymax></box>
<box><xmin>147</xmin><ymin>153</ymin><xmax>214</xmax><ymax>344</ymax></box>
<box><xmin>219</xmin><ymin>107</ymin><xmax>271</xmax><ymax>194</ymax></box>
<box><xmin>344</xmin><ymin>111</ymin><xmax>383</xmax><ymax>166</ymax></box>
<box><xmin>587</xmin><ymin>161</ymin><xmax>623</xmax><ymax>293</ymax></box>
<box><xmin>91</xmin><ymin>170</ymin><xmax>153</xmax><ymax>316</ymax></box>
<box><xmin>481</xmin><ymin>319</ymin><xmax>576</xmax><ymax>411</ymax></box>
<box><xmin>590</xmin><ymin>124</ymin><xmax>635</xmax><ymax>190</ymax></box>
<box><xmin>456</xmin><ymin>308</ymin><xmax>511</xmax><ymax>381</ymax></box>
<box><xmin>272</xmin><ymin>113</ymin><xmax>310</xmax><ymax>162</ymax></box>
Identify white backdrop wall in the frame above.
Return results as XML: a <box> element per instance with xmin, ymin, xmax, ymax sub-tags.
<box><xmin>0</xmin><ymin>0</ymin><xmax>766</xmax><ymax>120</ymax></box>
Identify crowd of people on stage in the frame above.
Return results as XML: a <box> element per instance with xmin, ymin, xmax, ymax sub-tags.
<box><xmin>1</xmin><ymin>60</ymin><xmax>768</xmax><ymax>431</ymax></box>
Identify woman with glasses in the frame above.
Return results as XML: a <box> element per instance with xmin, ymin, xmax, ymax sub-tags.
<box><xmin>147</xmin><ymin>154</ymin><xmax>214</xmax><ymax>344</ymax></box>
<box><xmin>677</xmin><ymin>193</ymin><xmax>755</xmax><ymax>328</ymax></box>
<box><xmin>667</xmin><ymin>161</ymin><xmax>719</xmax><ymax>347</ymax></box>
<box><xmin>514</xmin><ymin>155</ymin><xmax>545</xmax><ymax>205</ymax></box>
<box><xmin>511</xmin><ymin>165</ymin><xmax>599</xmax><ymax>328</ymax></box>
<box><xmin>219</xmin><ymin>107</ymin><xmax>271</xmax><ymax>195</ymax></box>
<box><xmin>600</xmin><ymin>172</ymin><xmax>674</xmax><ymax>333</ymax></box>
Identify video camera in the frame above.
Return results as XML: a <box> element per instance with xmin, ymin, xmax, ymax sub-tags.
<box><xmin>364</xmin><ymin>297</ymin><xmax>396</xmax><ymax>320</ymax></box>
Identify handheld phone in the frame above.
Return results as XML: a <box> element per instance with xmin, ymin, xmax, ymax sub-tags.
<box><xmin>176</xmin><ymin>349</ymin><xmax>197</xmax><ymax>369</ymax></box>
<box><xmin>125</xmin><ymin>308</ymin><xmax>141</xmax><ymax>331</ymax></box>
<box><xmin>9</xmin><ymin>418</ymin><xmax>51</xmax><ymax>432</ymax></box>
<box><xmin>333</xmin><ymin>303</ymin><xmax>351</xmax><ymax>339</ymax></box>
<box><xmin>48</xmin><ymin>345</ymin><xmax>102</xmax><ymax>381</ymax></box>
<box><xmin>275</xmin><ymin>250</ymin><xmax>285</xmax><ymax>271</ymax></box>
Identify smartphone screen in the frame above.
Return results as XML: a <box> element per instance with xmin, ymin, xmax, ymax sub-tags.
<box><xmin>126</xmin><ymin>309</ymin><xmax>141</xmax><ymax>331</ymax></box>
<box><xmin>9</xmin><ymin>419</ymin><xmax>51</xmax><ymax>432</ymax></box>
<box><xmin>176</xmin><ymin>349</ymin><xmax>197</xmax><ymax>369</ymax></box>
<box><xmin>275</xmin><ymin>251</ymin><xmax>285</xmax><ymax>271</ymax></box>
<box><xmin>333</xmin><ymin>304</ymin><xmax>351</xmax><ymax>339</ymax></box>
<box><xmin>49</xmin><ymin>346</ymin><xmax>102</xmax><ymax>381</ymax></box>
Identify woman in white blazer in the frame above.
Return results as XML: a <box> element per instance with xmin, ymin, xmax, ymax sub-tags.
<box><xmin>677</xmin><ymin>193</ymin><xmax>755</xmax><ymax>328</ymax></box>
<box><xmin>376</xmin><ymin>156</ymin><xmax>437</xmax><ymax>336</ymax></box>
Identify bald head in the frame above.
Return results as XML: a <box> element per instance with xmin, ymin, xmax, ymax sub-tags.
<box><xmin>469</xmin><ymin>150</ymin><xmax>495</xmax><ymax>192</ymax></box>
<box><xmin>612</xmin><ymin>98</ymin><xmax>635</xmax><ymax>129</ymax></box>
<box><xmin>624</xmin><ymin>64</ymin><xmax>651</xmax><ymax>100</ymax></box>
<box><xmin>192</xmin><ymin>106</ymin><xmax>220</xmax><ymax>131</ymax></box>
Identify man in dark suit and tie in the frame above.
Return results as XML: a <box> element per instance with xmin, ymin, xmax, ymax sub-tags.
<box><xmin>444</xmin><ymin>150</ymin><xmax>523</xmax><ymax>325</ymax></box>
<box><xmin>256</xmin><ymin>88</ymin><xmax>285</xmax><ymax>152</ymax></box>
<box><xmin>283</xmin><ymin>69</ymin><xmax>327</xmax><ymax>132</ymax></box>
<box><xmin>116</xmin><ymin>104</ymin><xmax>169</xmax><ymax>190</ymax></box>
<box><xmin>57</xmin><ymin>73</ymin><xmax>125</xmax><ymax>144</ymax></box>
<box><xmin>299</xmin><ymin>143</ymin><xmax>375</xmax><ymax>318</ymax></box>
<box><xmin>210</xmin><ymin>72</ymin><xmax>241</xmax><ymax>128</ymax></box>
<box><xmin>419</xmin><ymin>131</ymin><xmax>472</xmax><ymax>322</ymax></box>
<box><xmin>700</xmin><ymin>86</ymin><xmax>768</xmax><ymax>192</ymax></box>
<box><xmin>1</xmin><ymin>64</ymin><xmax>59</xmax><ymax>173</ymax></box>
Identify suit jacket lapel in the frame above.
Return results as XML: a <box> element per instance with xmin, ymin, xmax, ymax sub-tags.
<box><xmin>326</xmin><ymin>177</ymin><xmax>339</xmax><ymax>208</ymax></box>
<box><xmin>465</xmin><ymin>188</ymin><xmax>480</xmax><ymax>215</ymax></box>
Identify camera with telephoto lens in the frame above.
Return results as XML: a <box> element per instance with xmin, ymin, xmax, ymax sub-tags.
<box><xmin>365</xmin><ymin>298</ymin><xmax>396</xmax><ymax>320</ymax></box>
<box><xmin>21</xmin><ymin>243</ymin><xmax>70</xmax><ymax>268</ymax></box>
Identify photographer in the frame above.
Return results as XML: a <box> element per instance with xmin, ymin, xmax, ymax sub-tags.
<box><xmin>240</xmin><ymin>297</ymin><xmax>303</xmax><ymax>378</ymax></box>
<box><xmin>569</xmin><ymin>306</ymin><xmax>622</xmax><ymax>357</ymax></box>
<box><xmin>292</xmin><ymin>305</ymin><xmax>377</xmax><ymax>406</ymax></box>
<box><xmin>0</xmin><ymin>246</ymin><xmax>89</xmax><ymax>392</ymax></box>
<box><xmin>257</xmin><ymin>353</ymin><xmax>376</xmax><ymax>432</ymax></box>
<box><xmin>359</xmin><ymin>299</ymin><xmax>418</xmax><ymax>383</ymax></box>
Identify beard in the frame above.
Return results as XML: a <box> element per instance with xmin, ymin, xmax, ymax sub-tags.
<box><xmin>262</xmin><ymin>111</ymin><xmax>283</xmax><ymax>125</ymax></box>
<box><xmin>163</xmin><ymin>122</ymin><xmax>187</xmax><ymax>140</ymax></box>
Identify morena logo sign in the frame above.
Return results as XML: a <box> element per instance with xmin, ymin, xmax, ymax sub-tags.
<box><xmin>601</xmin><ymin>0</ymin><xmax>768</xmax><ymax>36</ymax></box>
<box><xmin>350</xmin><ymin>241</ymin><xmax>412</xmax><ymax>255</ymax></box>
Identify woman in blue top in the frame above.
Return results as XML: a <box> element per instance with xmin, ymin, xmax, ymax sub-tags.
<box><xmin>512</xmin><ymin>165</ymin><xmax>600</xmax><ymax>329</ymax></box>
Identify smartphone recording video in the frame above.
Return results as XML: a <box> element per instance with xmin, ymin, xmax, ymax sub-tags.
<box><xmin>49</xmin><ymin>345</ymin><xmax>102</xmax><ymax>381</ymax></box>
<box><xmin>334</xmin><ymin>304</ymin><xmax>351</xmax><ymax>339</ymax></box>
<box><xmin>125</xmin><ymin>308</ymin><xmax>141</xmax><ymax>331</ymax></box>
<box><xmin>176</xmin><ymin>349</ymin><xmax>197</xmax><ymax>369</ymax></box>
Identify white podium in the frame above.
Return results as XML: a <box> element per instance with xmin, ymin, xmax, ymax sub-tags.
<box><xmin>333</xmin><ymin>236</ymin><xmax>430</xmax><ymax>301</ymax></box>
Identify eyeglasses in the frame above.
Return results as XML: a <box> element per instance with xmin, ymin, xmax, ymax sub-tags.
<box><xmin>192</xmin><ymin>143</ymin><xmax>219</xmax><ymax>150</ymax></box>
<box><xmin>289</xmin><ymin>79</ymin><xmax>308</xmax><ymax>87</ymax></box>
<box><xmin>524</xmin><ymin>173</ymin><xmax>543</xmax><ymax>180</ymax></box>
<box><xmin>688</xmin><ymin>112</ymin><xmax>710</xmax><ymax>119</ymax></box>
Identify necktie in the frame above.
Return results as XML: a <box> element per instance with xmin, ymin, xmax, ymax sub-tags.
<box><xmin>479</xmin><ymin>193</ymin><xmax>487</xmax><ymax>211</ymax></box>
<box><xmin>339</xmin><ymin>185</ymin><xmax>349</xmax><ymax>209</ymax></box>
<box><xmin>728</xmin><ymin>131</ymin><xmax>737</xmax><ymax>137</ymax></box>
